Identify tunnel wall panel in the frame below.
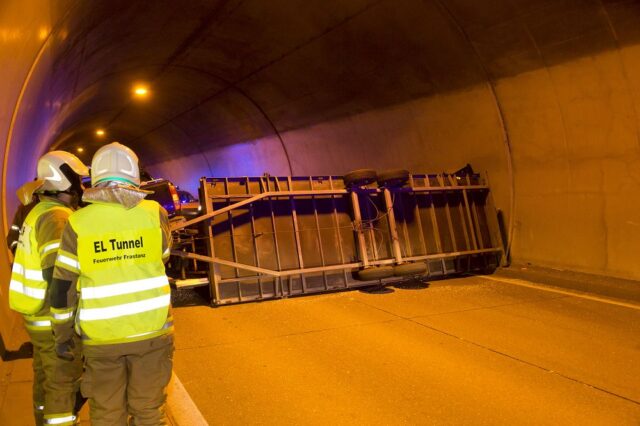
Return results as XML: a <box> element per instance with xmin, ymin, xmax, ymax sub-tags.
<box><xmin>150</xmin><ymin>84</ymin><xmax>511</xmax><ymax>224</ymax></box>
<box><xmin>147</xmin><ymin>135</ymin><xmax>291</xmax><ymax>196</ymax></box>
<box><xmin>151</xmin><ymin>44</ymin><xmax>640</xmax><ymax>280</ymax></box>
<box><xmin>0</xmin><ymin>0</ymin><xmax>55</xmax><ymax>352</ymax></box>
<box><xmin>497</xmin><ymin>46</ymin><xmax>640</xmax><ymax>279</ymax></box>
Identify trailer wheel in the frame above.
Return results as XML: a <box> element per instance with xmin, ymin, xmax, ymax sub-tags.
<box><xmin>377</xmin><ymin>169</ymin><xmax>410</xmax><ymax>188</ymax></box>
<box><xmin>478</xmin><ymin>261</ymin><xmax>498</xmax><ymax>275</ymax></box>
<box><xmin>344</xmin><ymin>169</ymin><xmax>377</xmax><ymax>188</ymax></box>
<box><xmin>393</xmin><ymin>262</ymin><xmax>427</xmax><ymax>277</ymax></box>
<box><xmin>355</xmin><ymin>266</ymin><xmax>394</xmax><ymax>281</ymax></box>
<box><xmin>476</xmin><ymin>253</ymin><xmax>499</xmax><ymax>275</ymax></box>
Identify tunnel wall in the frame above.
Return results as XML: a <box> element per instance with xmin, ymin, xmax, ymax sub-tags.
<box><xmin>498</xmin><ymin>45</ymin><xmax>640</xmax><ymax>279</ymax></box>
<box><xmin>148</xmin><ymin>84</ymin><xmax>509</xmax><ymax>188</ymax></box>
<box><xmin>149</xmin><ymin>42</ymin><xmax>640</xmax><ymax>281</ymax></box>
<box><xmin>0</xmin><ymin>1</ymin><xmax>54</xmax><ymax>348</ymax></box>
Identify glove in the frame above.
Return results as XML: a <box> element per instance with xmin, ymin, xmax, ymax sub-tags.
<box><xmin>55</xmin><ymin>339</ymin><xmax>75</xmax><ymax>362</ymax></box>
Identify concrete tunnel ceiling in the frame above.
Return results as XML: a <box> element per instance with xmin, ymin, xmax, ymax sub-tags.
<box><xmin>46</xmin><ymin>0</ymin><xmax>507</xmax><ymax>165</ymax></box>
<box><xmin>3</xmin><ymin>0</ymin><xmax>640</xmax><ymax>280</ymax></box>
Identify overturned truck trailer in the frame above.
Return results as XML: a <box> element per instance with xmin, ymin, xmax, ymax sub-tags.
<box><xmin>170</xmin><ymin>170</ymin><xmax>505</xmax><ymax>305</ymax></box>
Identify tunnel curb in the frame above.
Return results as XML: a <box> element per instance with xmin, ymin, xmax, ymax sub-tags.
<box><xmin>166</xmin><ymin>372</ymin><xmax>208</xmax><ymax>425</ymax></box>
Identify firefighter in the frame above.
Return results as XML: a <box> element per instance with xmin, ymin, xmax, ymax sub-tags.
<box><xmin>51</xmin><ymin>142</ymin><xmax>174</xmax><ymax>425</ymax></box>
<box><xmin>9</xmin><ymin>151</ymin><xmax>88</xmax><ymax>425</ymax></box>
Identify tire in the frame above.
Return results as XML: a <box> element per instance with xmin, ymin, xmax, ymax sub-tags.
<box><xmin>393</xmin><ymin>262</ymin><xmax>427</xmax><ymax>277</ymax></box>
<box><xmin>477</xmin><ymin>253</ymin><xmax>499</xmax><ymax>275</ymax></box>
<box><xmin>355</xmin><ymin>265</ymin><xmax>394</xmax><ymax>281</ymax></box>
<box><xmin>344</xmin><ymin>169</ymin><xmax>377</xmax><ymax>188</ymax></box>
<box><xmin>377</xmin><ymin>169</ymin><xmax>410</xmax><ymax>188</ymax></box>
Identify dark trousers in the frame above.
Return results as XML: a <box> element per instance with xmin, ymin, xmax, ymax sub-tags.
<box><xmin>82</xmin><ymin>334</ymin><xmax>174</xmax><ymax>426</ymax></box>
<box><xmin>29</xmin><ymin>329</ymin><xmax>82</xmax><ymax>426</ymax></box>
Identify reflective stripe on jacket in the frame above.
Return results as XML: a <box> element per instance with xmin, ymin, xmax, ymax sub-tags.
<box><xmin>44</xmin><ymin>412</ymin><xmax>77</xmax><ymax>425</ymax></box>
<box><xmin>65</xmin><ymin>199</ymin><xmax>171</xmax><ymax>345</ymax></box>
<box><xmin>10</xmin><ymin>201</ymin><xmax>72</xmax><ymax>317</ymax></box>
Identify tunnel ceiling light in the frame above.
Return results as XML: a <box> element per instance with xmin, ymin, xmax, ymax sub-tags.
<box><xmin>133</xmin><ymin>84</ymin><xmax>149</xmax><ymax>98</ymax></box>
<box><xmin>95</xmin><ymin>129</ymin><xmax>105</xmax><ymax>136</ymax></box>
<box><xmin>77</xmin><ymin>147</ymin><xmax>84</xmax><ymax>153</ymax></box>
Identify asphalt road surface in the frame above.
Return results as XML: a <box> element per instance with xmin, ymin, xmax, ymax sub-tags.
<box><xmin>171</xmin><ymin>274</ymin><xmax>640</xmax><ymax>425</ymax></box>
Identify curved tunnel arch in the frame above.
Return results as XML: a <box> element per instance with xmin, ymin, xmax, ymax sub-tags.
<box><xmin>432</xmin><ymin>0</ymin><xmax>516</xmax><ymax>259</ymax></box>
<box><xmin>598</xmin><ymin>0</ymin><xmax>640</xmax><ymax>148</ymax></box>
<box><xmin>45</xmin><ymin>60</ymin><xmax>295</xmax><ymax>174</ymax></box>
<box><xmin>21</xmin><ymin>60</ymin><xmax>290</xmax><ymax>184</ymax></box>
<box><xmin>124</xmin><ymin>63</ymin><xmax>294</xmax><ymax>175</ymax></box>
<box><xmin>2</xmin><ymin>15</ymin><xmax>57</xmax><ymax>231</ymax></box>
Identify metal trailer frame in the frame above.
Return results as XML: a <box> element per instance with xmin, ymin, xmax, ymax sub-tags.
<box><xmin>170</xmin><ymin>173</ymin><xmax>504</xmax><ymax>305</ymax></box>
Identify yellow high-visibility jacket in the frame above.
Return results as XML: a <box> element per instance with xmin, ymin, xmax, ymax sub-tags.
<box><xmin>10</xmin><ymin>200</ymin><xmax>72</xmax><ymax>331</ymax></box>
<box><xmin>53</xmin><ymin>199</ymin><xmax>172</xmax><ymax>345</ymax></box>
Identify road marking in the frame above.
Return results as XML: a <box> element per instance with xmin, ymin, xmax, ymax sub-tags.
<box><xmin>479</xmin><ymin>275</ymin><xmax>640</xmax><ymax>311</ymax></box>
<box><xmin>167</xmin><ymin>373</ymin><xmax>208</xmax><ymax>425</ymax></box>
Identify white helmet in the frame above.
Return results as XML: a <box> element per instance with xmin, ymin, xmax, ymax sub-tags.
<box><xmin>37</xmin><ymin>151</ymin><xmax>89</xmax><ymax>192</ymax></box>
<box><xmin>91</xmin><ymin>142</ymin><xmax>140</xmax><ymax>187</ymax></box>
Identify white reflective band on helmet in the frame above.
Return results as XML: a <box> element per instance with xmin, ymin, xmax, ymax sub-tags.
<box><xmin>9</xmin><ymin>280</ymin><xmax>46</xmax><ymax>299</ymax></box>
<box><xmin>45</xmin><ymin>415</ymin><xmax>77</xmax><ymax>424</ymax></box>
<box><xmin>41</xmin><ymin>242</ymin><xmax>60</xmax><ymax>255</ymax></box>
<box><xmin>79</xmin><ymin>294</ymin><xmax>170</xmax><ymax>321</ymax></box>
<box><xmin>27</xmin><ymin>319</ymin><xmax>52</xmax><ymax>327</ymax></box>
<box><xmin>57</xmin><ymin>255</ymin><xmax>79</xmax><ymax>269</ymax></box>
<box><xmin>53</xmin><ymin>311</ymin><xmax>73</xmax><ymax>321</ymax></box>
<box><xmin>11</xmin><ymin>225</ymin><xmax>20</xmax><ymax>231</ymax></box>
<box><xmin>81</xmin><ymin>276</ymin><xmax>168</xmax><ymax>300</ymax></box>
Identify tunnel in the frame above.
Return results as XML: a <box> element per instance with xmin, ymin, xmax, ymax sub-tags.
<box><xmin>1</xmin><ymin>0</ymin><xmax>639</xmax><ymax>423</ymax></box>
